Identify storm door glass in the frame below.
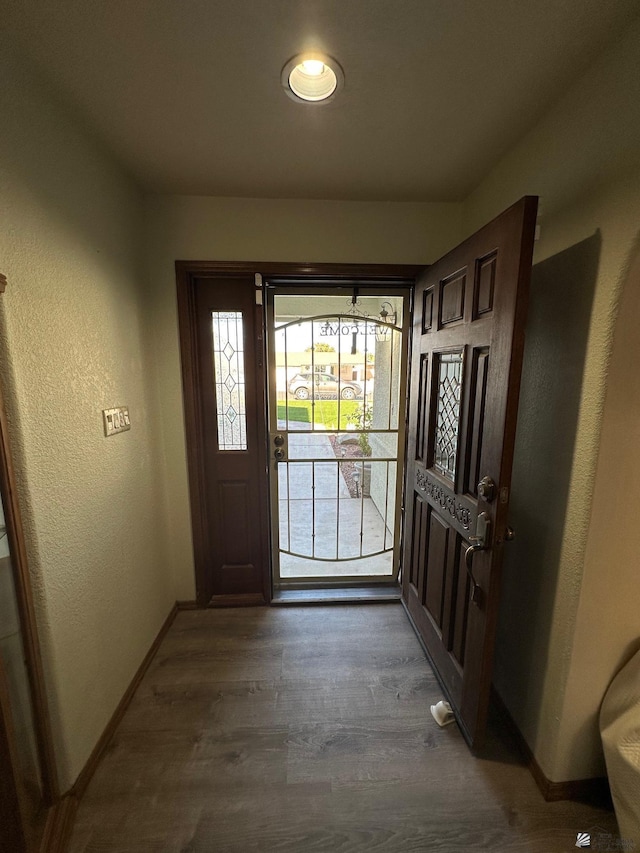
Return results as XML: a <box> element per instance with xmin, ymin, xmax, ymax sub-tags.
<box><xmin>267</xmin><ymin>290</ymin><xmax>410</xmax><ymax>588</ymax></box>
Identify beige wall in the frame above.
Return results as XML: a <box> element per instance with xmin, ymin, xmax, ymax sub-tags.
<box><xmin>557</xmin><ymin>235</ymin><xmax>640</xmax><ymax>778</ymax></box>
<box><xmin>144</xmin><ymin>195</ymin><xmax>462</xmax><ymax>599</ymax></box>
<box><xmin>0</xmin><ymin>41</ymin><xmax>174</xmax><ymax>789</ymax></box>
<box><xmin>463</xmin><ymin>16</ymin><xmax>640</xmax><ymax>781</ymax></box>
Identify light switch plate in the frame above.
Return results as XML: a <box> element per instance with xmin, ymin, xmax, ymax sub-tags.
<box><xmin>103</xmin><ymin>406</ymin><xmax>131</xmax><ymax>437</ymax></box>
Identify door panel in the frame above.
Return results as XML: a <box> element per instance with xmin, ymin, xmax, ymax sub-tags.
<box><xmin>402</xmin><ymin>196</ymin><xmax>538</xmax><ymax>748</ymax></box>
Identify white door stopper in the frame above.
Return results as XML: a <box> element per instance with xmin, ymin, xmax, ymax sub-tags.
<box><xmin>430</xmin><ymin>700</ymin><xmax>455</xmax><ymax>727</ymax></box>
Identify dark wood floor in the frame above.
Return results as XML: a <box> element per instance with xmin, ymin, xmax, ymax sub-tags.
<box><xmin>69</xmin><ymin>605</ymin><xmax>617</xmax><ymax>852</ymax></box>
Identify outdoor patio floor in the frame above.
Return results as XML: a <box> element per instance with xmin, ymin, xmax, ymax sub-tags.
<box><xmin>277</xmin><ymin>427</ymin><xmax>394</xmax><ymax>579</ymax></box>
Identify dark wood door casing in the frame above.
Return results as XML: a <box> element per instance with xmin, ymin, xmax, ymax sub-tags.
<box><xmin>401</xmin><ymin>197</ymin><xmax>538</xmax><ymax>749</ymax></box>
<box><xmin>176</xmin><ymin>261</ymin><xmax>422</xmax><ymax>607</ymax></box>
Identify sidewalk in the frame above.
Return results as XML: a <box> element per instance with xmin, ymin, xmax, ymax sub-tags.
<box><xmin>276</xmin><ymin>428</ymin><xmax>393</xmax><ymax>579</ymax></box>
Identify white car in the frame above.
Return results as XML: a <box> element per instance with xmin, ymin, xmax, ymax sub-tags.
<box><xmin>287</xmin><ymin>372</ymin><xmax>362</xmax><ymax>400</ymax></box>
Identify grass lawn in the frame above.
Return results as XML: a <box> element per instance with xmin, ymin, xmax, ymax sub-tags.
<box><xmin>277</xmin><ymin>400</ymin><xmax>360</xmax><ymax>430</ymax></box>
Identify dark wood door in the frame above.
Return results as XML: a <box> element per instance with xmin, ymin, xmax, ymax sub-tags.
<box><xmin>402</xmin><ymin>196</ymin><xmax>538</xmax><ymax>748</ymax></box>
<box><xmin>193</xmin><ymin>276</ymin><xmax>269</xmax><ymax>604</ymax></box>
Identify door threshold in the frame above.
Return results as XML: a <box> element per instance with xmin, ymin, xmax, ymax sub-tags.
<box><xmin>271</xmin><ymin>585</ymin><xmax>401</xmax><ymax>605</ymax></box>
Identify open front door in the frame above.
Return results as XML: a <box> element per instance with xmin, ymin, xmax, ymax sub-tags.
<box><xmin>402</xmin><ymin>196</ymin><xmax>538</xmax><ymax>748</ymax></box>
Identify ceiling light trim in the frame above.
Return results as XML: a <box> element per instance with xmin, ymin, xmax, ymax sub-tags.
<box><xmin>281</xmin><ymin>53</ymin><xmax>344</xmax><ymax>104</ymax></box>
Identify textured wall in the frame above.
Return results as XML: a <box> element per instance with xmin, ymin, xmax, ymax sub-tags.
<box><xmin>144</xmin><ymin>195</ymin><xmax>462</xmax><ymax>600</ymax></box>
<box><xmin>462</xmin><ymin>16</ymin><xmax>640</xmax><ymax>781</ymax></box>
<box><xmin>0</xmin><ymin>41</ymin><xmax>175</xmax><ymax>788</ymax></box>
<box><xmin>557</xmin><ymin>234</ymin><xmax>640</xmax><ymax>779</ymax></box>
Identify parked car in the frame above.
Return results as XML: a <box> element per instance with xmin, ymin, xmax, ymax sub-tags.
<box><xmin>287</xmin><ymin>372</ymin><xmax>362</xmax><ymax>400</ymax></box>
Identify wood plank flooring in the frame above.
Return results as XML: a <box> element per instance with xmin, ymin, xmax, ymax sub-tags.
<box><xmin>68</xmin><ymin>605</ymin><xmax>618</xmax><ymax>852</ymax></box>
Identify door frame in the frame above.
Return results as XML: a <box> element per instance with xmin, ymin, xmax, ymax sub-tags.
<box><xmin>176</xmin><ymin>261</ymin><xmax>421</xmax><ymax>606</ymax></box>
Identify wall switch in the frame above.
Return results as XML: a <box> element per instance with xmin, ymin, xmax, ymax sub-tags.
<box><xmin>103</xmin><ymin>406</ymin><xmax>131</xmax><ymax>437</ymax></box>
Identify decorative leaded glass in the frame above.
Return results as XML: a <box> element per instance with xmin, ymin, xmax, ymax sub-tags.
<box><xmin>434</xmin><ymin>352</ymin><xmax>463</xmax><ymax>480</ymax></box>
<box><xmin>211</xmin><ymin>312</ymin><xmax>247</xmax><ymax>451</ymax></box>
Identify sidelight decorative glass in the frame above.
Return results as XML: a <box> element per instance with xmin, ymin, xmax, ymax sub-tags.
<box><xmin>434</xmin><ymin>352</ymin><xmax>463</xmax><ymax>480</ymax></box>
<box><xmin>211</xmin><ymin>312</ymin><xmax>248</xmax><ymax>451</ymax></box>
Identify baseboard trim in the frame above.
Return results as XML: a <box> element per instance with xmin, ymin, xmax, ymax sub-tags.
<box><xmin>176</xmin><ymin>599</ymin><xmax>199</xmax><ymax>609</ymax></box>
<box><xmin>491</xmin><ymin>688</ymin><xmax>612</xmax><ymax>806</ymax></box>
<box><xmin>40</xmin><ymin>794</ymin><xmax>78</xmax><ymax>853</ymax></box>
<box><xmin>70</xmin><ymin>602</ymin><xmax>178</xmax><ymax>800</ymax></box>
<box><xmin>208</xmin><ymin>593</ymin><xmax>266</xmax><ymax>607</ymax></box>
<box><xmin>41</xmin><ymin>602</ymin><xmax>180</xmax><ymax>850</ymax></box>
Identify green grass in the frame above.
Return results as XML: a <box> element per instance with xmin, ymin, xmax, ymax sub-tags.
<box><xmin>277</xmin><ymin>400</ymin><xmax>360</xmax><ymax>430</ymax></box>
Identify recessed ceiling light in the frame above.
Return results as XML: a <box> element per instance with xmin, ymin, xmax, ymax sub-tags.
<box><xmin>281</xmin><ymin>53</ymin><xmax>344</xmax><ymax>103</ymax></box>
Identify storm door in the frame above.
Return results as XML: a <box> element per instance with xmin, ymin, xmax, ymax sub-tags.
<box><xmin>266</xmin><ymin>289</ymin><xmax>410</xmax><ymax>589</ymax></box>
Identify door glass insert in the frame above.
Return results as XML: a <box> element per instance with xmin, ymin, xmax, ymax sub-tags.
<box><xmin>268</xmin><ymin>292</ymin><xmax>409</xmax><ymax>585</ymax></box>
<box><xmin>211</xmin><ymin>311</ymin><xmax>247</xmax><ymax>451</ymax></box>
<box><xmin>434</xmin><ymin>351</ymin><xmax>463</xmax><ymax>480</ymax></box>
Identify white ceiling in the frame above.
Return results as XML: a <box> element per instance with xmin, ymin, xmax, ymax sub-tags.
<box><xmin>2</xmin><ymin>0</ymin><xmax>638</xmax><ymax>201</ymax></box>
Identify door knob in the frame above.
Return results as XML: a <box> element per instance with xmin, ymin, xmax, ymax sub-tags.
<box><xmin>505</xmin><ymin>526</ymin><xmax>515</xmax><ymax>541</ymax></box>
<box><xmin>273</xmin><ymin>434</ymin><xmax>286</xmax><ymax>461</ymax></box>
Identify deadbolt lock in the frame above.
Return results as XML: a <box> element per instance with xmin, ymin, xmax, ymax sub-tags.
<box><xmin>477</xmin><ymin>476</ymin><xmax>496</xmax><ymax>503</ymax></box>
<box><xmin>274</xmin><ymin>435</ymin><xmax>285</xmax><ymax>447</ymax></box>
